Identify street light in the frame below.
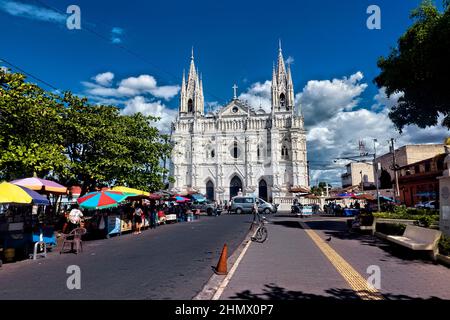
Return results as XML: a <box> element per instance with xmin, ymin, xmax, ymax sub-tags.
<box><xmin>360</xmin><ymin>170</ymin><xmax>364</xmax><ymax>192</ymax></box>
<box><xmin>373</xmin><ymin>139</ymin><xmax>381</xmax><ymax>212</ymax></box>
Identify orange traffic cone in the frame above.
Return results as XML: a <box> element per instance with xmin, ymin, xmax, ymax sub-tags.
<box><xmin>214</xmin><ymin>244</ymin><xmax>228</xmax><ymax>275</ymax></box>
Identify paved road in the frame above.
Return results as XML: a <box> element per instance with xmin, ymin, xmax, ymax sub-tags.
<box><xmin>0</xmin><ymin>214</ymin><xmax>251</xmax><ymax>300</ymax></box>
<box><xmin>220</xmin><ymin>216</ymin><xmax>450</xmax><ymax>300</ymax></box>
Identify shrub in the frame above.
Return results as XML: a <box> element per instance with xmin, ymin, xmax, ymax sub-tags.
<box><xmin>439</xmin><ymin>235</ymin><xmax>450</xmax><ymax>256</ymax></box>
<box><xmin>376</xmin><ymin>222</ymin><xmax>406</xmax><ymax>235</ymax></box>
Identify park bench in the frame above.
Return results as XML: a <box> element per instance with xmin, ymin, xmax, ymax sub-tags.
<box><xmin>348</xmin><ymin>216</ymin><xmax>376</xmax><ymax>235</ymax></box>
<box><xmin>385</xmin><ymin>225</ymin><xmax>442</xmax><ymax>261</ymax></box>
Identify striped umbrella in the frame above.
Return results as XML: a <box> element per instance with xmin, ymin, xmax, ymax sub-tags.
<box><xmin>77</xmin><ymin>190</ymin><xmax>136</xmax><ymax>210</ymax></box>
<box><xmin>0</xmin><ymin>182</ymin><xmax>50</xmax><ymax>205</ymax></box>
<box><xmin>11</xmin><ymin>177</ymin><xmax>67</xmax><ymax>194</ymax></box>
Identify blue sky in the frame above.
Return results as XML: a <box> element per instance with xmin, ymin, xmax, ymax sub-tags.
<box><xmin>1</xmin><ymin>0</ymin><xmax>448</xmax><ymax>185</ymax></box>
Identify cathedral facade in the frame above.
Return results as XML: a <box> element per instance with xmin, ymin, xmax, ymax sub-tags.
<box><xmin>170</xmin><ymin>45</ymin><xmax>309</xmax><ymax>203</ymax></box>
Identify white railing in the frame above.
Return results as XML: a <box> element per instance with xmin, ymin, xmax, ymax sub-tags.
<box><xmin>273</xmin><ymin>196</ymin><xmax>321</xmax><ymax>211</ymax></box>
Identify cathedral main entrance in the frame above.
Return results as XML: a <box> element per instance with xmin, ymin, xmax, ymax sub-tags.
<box><xmin>259</xmin><ymin>179</ymin><xmax>268</xmax><ymax>201</ymax></box>
<box><xmin>206</xmin><ymin>180</ymin><xmax>214</xmax><ymax>201</ymax></box>
<box><xmin>229</xmin><ymin>176</ymin><xmax>243</xmax><ymax>199</ymax></box>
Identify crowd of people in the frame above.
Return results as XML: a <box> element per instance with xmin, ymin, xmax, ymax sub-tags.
<box><xmin>58</xmin><ymin>200</ymin><xmax>222</xmax><ymax>238</ymax></box>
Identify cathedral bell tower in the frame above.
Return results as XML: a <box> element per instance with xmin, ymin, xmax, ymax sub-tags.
<box><xmin>271</xmin><ymin>41</ymin><xmax>295</xmax><ymax>114</ymax></box>
<box><xmin>179</xmin><ymin>48</ymin><xmax>204</xmax><ymax>116</ymax></box>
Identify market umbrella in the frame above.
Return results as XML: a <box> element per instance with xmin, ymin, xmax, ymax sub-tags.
<box><xmin>77</xmin><ymin>190</ymin><xmax>137</xmax><ymax>210</ymax></box>
<box><xmin>190</xmin><ymin>193</ymin><xmax>207</xmax><ymax>203</ymax></box>
<box><xmin>10</xmin><ymin>177</ymin><xmax>67</xmax><ymax>194</ymax></box>
<box><xmin>170</xmin><ymin>195</ymin><xmax>191</xmax><ymax>203</ymax></box>
<box><xmin>338</xmin><ymin>192</ymin><xmax>356</xmax><ymax>198</ymax></box>
<box><xmin>111</xmin><ymin>186</ymin><xmax>150</xmax><ymax>197</ymax></box>
<box><xmin>353</xmin><ymin>193</ymin><xmax>375</xmax><ymax>201</ymax></box>
<box><xmin>0</xmin><ymin>182</ymin><xmax>50</xmax><ymax>205</ymax></box>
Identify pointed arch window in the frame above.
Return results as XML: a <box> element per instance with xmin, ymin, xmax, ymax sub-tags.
<box><xmin>279</xmin><ymin>93</ymin><xmax>286</xmax><ymax>108</ymax></box>
<box><xmin>231</xmin><ymin>141</ymin><xmax>241</xmax><ymax>159</ymax></box>
<box><xmin>281</xmin><ymin>145</ymin><xmax>289</xmax><ymax>160</ymax></box>
<box><xmin>233</xmin><ymin>142</ymin><xmax>238</xmax><ymax>159</ymax></box>
<box><xmin>188</xmin><ymin>99</ymin><xmax>194</xmax><ymax>113</ymax></box>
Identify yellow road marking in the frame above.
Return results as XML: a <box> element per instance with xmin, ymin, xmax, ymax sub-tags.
<box><xmin>299</xmin><ymin>221</ymin><xmax>384</xmax><ymax>300</ymax></box>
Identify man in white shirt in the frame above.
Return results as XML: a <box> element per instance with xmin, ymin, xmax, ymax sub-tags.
<box><xmin>68</xmin><ymin>204</ymin><xmax>83</xmax><ymax>231</ymax></box>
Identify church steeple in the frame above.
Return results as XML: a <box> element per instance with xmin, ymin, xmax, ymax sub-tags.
<box><xmin>271</xmin><ymin>41</ymin><xmax>294</xmax><ymax>113</ymax></box>
<box><xmin>180</xmin><ymin>48</ymin><xmax>204</xmax><ymax>116</ymax></box>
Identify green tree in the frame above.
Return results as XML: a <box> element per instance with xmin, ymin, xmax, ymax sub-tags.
<box><xmin>374</xmin><ymin>0</ymin><xmax>450</xmax><ymax>132</ymax></box>
<box><xmin>59</xmin><ymin>93</ymin><xmax>172</xmax><ymax>195</ymax></box>
<box><xmin>311</xmin><ymin>182</ymin><xmax>332</xmax><ymax>196</ymax></box>
<box><xmin>0</xmin><ymin>69</ymin><xmax>68</xmax><ymax>180</ymax></box>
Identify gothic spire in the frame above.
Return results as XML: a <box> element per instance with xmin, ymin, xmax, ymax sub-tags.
<box><xmin>277</xmin><ymin>41</ymin><xmax>286</xmax><ymax>82</ymax></box>
<box><xmin>188</xmin><ymin>47</ymin><xmax>197</xmax><ymax>85</ymax></box>
<box><xmin>272</xmin><ymin>62</ymin><xmax>277</xmax><ymax>86</ymax></box>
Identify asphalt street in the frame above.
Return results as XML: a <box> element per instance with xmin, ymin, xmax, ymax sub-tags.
<box><xmin>0</xmin><ymin>214</ymin><xmax>251</xmax><ymax>300</ymax></box>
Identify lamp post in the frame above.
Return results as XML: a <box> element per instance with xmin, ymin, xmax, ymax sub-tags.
<box><xmin>374</xmin><ymin>139</ymin><xmax>381</xmax><ymax>211</ymax></box>
<box><xmin>360</xmin><ymin>170</ymin><xmax>364</xmax><ymax>191</ymax></box>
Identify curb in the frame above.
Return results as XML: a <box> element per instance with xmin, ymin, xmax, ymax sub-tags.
<box><xmin>192</xmin><ymin>227</ymin><xmax>254</xmax><ymax>300</ymax></box>
<box><xmin>437</xmin><ymin>254</ymin><xmax>450</xmax><ymax>267</ymax></box>
<box><xmin>374</xmin><ymin>231</ymin><xmax>450</xmax><ymax>269</ymax></box>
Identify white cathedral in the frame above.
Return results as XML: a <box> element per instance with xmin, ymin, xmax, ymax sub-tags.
<box><xmin>170</xmin><ymin>44</ymin><xmax>309</xmax><ymax>204</ymax></box>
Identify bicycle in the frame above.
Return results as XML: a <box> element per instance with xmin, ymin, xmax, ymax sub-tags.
<box><xmin>250</xmin><ymin>210</ymin><xmax>268</xmax><ymax>243</ymax></box>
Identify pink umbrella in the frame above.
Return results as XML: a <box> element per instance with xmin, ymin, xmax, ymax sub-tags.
<box><xmin>11</xmin><ymin>177</ymin><xmax>67</xmax><ymax>194</ymax></box>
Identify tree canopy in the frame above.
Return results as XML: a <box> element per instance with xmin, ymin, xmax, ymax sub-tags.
<box><xmin>0</xmin><ymin>69</ymin><xmax>173</xmax><ymax>195</ymax></box>
<box><xmin>374</xmin><ymin>0</ymin><xmax>450</xmax><ymax>132</ymax></box>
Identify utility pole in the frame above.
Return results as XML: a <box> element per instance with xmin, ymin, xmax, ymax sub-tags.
<box><xmin>360</xmin><ymin>170</ymin><xmax>364</xmax><ymax>191</ymax></box>
<box><xmin>307</xmin><ymin>161</ymin><xmax>311</xmax><ymax>187</ymax></box>
<box><xmin>373</xmin><ymin>139</ymin><xmax>381</xmax><ymax>211</ymax></box>
<box><xmin>390</xmin><ymin>138</ymin><xmax>400</xmax><ymax>200</ymax></box>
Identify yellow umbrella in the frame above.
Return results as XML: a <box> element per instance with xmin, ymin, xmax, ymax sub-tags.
<box><xmin>0</xmin><ymin>182</ymin><xmax>50</xmax><ymax>205</ymax></box>
<box><xmin>111</xmin><ymin>186</ymin><xmax>150</xmax><ymax>197</ymax></box>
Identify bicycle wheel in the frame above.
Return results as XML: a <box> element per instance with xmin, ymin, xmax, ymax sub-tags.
<box><xmin>252</xmin><ymin>225</ymin><xmax>268</xmax><ymax>243</ymax></box>
<box><xmin>258</xmin><ymin>226</ymin><xmax>268</xmax><ymax>242</ymax></box>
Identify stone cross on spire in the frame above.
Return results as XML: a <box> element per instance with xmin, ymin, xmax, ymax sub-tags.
<box><xmin>232</xmin><ymin>84</ymin><xmax>238</xmax><ymax>99</ymax></box>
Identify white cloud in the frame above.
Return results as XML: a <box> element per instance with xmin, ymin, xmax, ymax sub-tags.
<box><xmin>0</xmin><ymin>1</ymin><xmax>65</xmax><ymax>23</ymax></box>
<box><xmin>83</xmin><ymin>73</ymin><xmax>180</xmax><ymax>100</ymax></box>
<box><xmin>298</xmin><ymin>71</ymin><xmax>368</xmax><ymax>126</ymax></box>
<box><xmin>93</xmin><ymin>72</ymin><xmax>114</xmax><ymax>87</ymax></box>
<box><xmin>286</xmin><ymin>56</ymin><xmax>295</xmax><ymax>65</ymax></box>
<box><xmin>111</xmin><ymin>27</ymin><xmax>124</xmax><ymax>44</ymax></box>
<box><xmin>121</xmin><ymin>96</ymin><xmax>177</xmax><ymax>132</ymax></box>
<box><xmin>238</xmin><ymin>80</ymin><xmax>272</xmax><ymax>112</ymax></box>
<box><xmin>371</xmin><ymin>87</ymin><xmax>404</xmax><ymax>112</ymax></box>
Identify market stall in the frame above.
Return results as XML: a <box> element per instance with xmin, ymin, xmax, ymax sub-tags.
<box><xmin>77</xmin><ymin>190</ymin><xmax>137</xmax><ymax>238</ymax></box>
<box><xmin>0</xmin><ymin>182</ymin><xmax>51</xmax><ymax>262</ymax></box>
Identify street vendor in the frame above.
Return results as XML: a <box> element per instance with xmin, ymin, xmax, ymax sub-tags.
<box><xmin>67</xmin><ymin>204</ymin><xmax>83</xmax><ymax>232</ymax></box>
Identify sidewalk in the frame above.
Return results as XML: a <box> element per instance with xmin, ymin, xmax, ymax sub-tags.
<box><xmin>216</xmin><ymin>217</ymin><xmax>450</xmax><ymax>300</ymax></box>
<box><xmin>218</xmin><ymin>217</ymin><xmax>354</xmax><ymax>300</ymax></box>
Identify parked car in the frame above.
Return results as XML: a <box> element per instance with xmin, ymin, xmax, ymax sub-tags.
<box><xmin>191</xmin><ymin>200</ymin><xmax>215</xmax><ymax>215</ymax></box>
<box><xmin>415</xmin><ymin>201</ymin><xmax>438</xmax><ymax>210</ymax></box>
<box><xmin>230</xmin><ymin>196</ymin><xmax>277</xmax><ymax>214</ymax></box>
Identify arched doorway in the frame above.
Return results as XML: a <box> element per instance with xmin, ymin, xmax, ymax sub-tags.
<box><xmin>230</xmin><ymin>176</ymin><xmax>243</xmax><ymax>199</ymax></box>
<box><xmin>259</xmin><ymin>179</ymin><xmax>268</xmax><ymax>201</ymax></box>
<box><xmin>206</xmin><ymin>180</ymin><xmax>214</xmax><ymax>201</ymax></box>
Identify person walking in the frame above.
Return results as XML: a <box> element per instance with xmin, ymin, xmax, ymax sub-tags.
<box><xmin>151</xmin><ymin>207</ymin><xmax>158</xmax><ymax>229</ymax></box>
<box><xmin>133</xmin><ymin>205</ymin><xmax>143</xmax><ymax>234</ymax></box>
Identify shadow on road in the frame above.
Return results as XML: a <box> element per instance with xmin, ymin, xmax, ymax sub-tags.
<box><xmin>271</xmin><ymin>220</ymin><xmax>302</xmax><ymax>229</ymax></box>
<box><xmin>229</xmin><ymin>283</ymin><xmax>443</xmax><ymax>301</ymax></box>
<box><xmin>304</xmin><ymin>220</ymin><xmax>437</xmax><ymax>264</ymax></box>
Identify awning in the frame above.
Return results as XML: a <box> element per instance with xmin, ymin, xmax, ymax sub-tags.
<box><xmin>191</xmin><ymin>194</ymin><xmax>207</xmax><ymax>202</ymax></box>
<box><xmin>415</xmin><ymin>192</ymin><xmax>436</xmax><ymax>197</ymax></box>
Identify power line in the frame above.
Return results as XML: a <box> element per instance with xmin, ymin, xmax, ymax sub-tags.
<box><xmin>32</xmin><ymin>0</ymin><xmax>228</xmax><ymax>104</ymax></box>
<box><xmin>0</xmin><ymin>58</ymin><xmax>60</xmax><ymax>91</ymax></box>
